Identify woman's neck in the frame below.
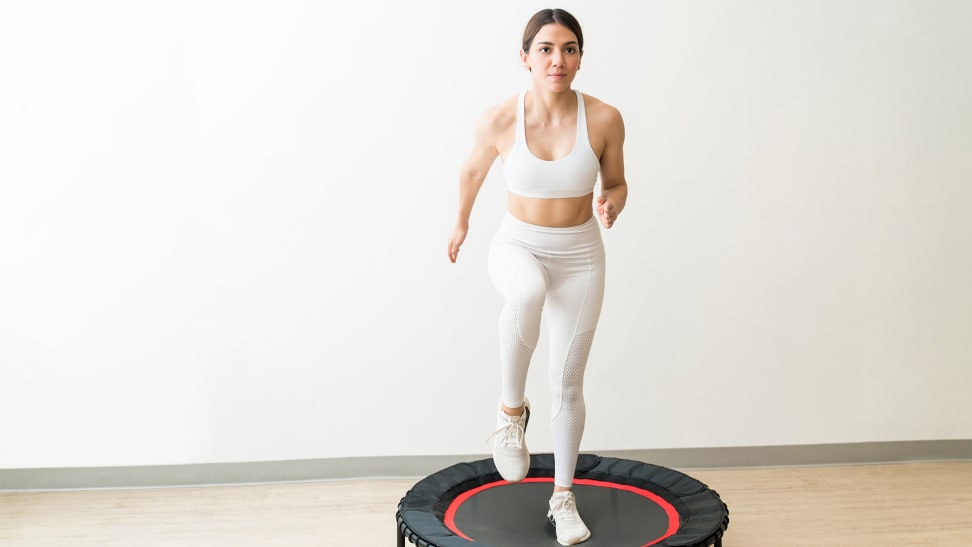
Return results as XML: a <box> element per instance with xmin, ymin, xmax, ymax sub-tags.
<box><xmin>526</xmin><ymin>87</ymin><xmax>576</xmax><ymax>123</ymax></box>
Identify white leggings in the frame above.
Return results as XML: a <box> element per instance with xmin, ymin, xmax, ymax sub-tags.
<box><xmin>487</xmin><ymin>213</ymin><xmax>606</xmax><ymax>487</ymax></box>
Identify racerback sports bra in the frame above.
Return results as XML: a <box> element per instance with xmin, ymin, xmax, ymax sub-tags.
<box><xmin>502</xmin><ymin>89</ymin><xmax>601</xmax><ymax>199</ymax></box>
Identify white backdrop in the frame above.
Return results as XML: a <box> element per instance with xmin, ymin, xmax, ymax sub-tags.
<box><xmin>1</xmin><ymin>0</ymin><xmax>970</xmax><ymax>469</ymax></box>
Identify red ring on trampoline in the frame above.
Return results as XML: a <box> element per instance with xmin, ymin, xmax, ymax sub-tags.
<box><xmin>444</xmin><ymin>477</ymin><xmax>680</xmax><ymax>546</ymax></box>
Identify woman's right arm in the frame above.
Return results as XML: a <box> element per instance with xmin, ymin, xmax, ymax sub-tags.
<box><xmin>447</xmin><ymin>110</ymin><xmax>501</xmax><ymax>263</ymax></box>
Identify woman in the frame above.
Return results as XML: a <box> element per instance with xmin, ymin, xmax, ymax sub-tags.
<box><xmin>447</xmin><ymin>8</ymin><xmax>627</xmax><ymax>545</ymax></box>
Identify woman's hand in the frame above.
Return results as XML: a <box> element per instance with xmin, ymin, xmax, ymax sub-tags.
<box><xmin>597</xmin><ymin>195</ymin><xmax>620</xmax><ymax>229</ymax></box>
<box><xmin>447</xmin><ymin>225</ymin><xmax>468</xmax><ymax>263</ymax></box>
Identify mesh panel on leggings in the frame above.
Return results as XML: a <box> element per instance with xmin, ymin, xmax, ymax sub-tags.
<box><xmin>552</xmin><ymin>329</ymin><xmax>595</xmax><ymax>486</ymax></box>
<box><xmin>499</xmin><ymin>280</ymin><xmax>538</xmax><ymax>407</ymax></box>
<box><xmin>500</xmin><ymin>304</ymin><xmax>534</xmax><ymax>367</ymax></box>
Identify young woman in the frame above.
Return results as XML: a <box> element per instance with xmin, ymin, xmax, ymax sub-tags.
<box><xmin>447</xmin><ymin>8</ymin><xmax>627</xmax><ymax>545</ymax></box>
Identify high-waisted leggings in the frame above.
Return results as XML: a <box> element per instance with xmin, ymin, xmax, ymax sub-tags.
<box><xmin>487</xmin><ymin>213</ymin><xmax>605</xmax><ymax>488</ymax></box>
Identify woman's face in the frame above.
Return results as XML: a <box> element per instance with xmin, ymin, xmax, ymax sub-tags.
<box><xmin>520</xmin><ymin>23</ymin><xmax>582</xmax><ymax>91</ymax></box>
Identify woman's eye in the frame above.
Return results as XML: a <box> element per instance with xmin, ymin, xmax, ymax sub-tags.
<box><xmin>566</xmin><ymin>47</ymin><xmax>575</xmax><ymax>54</ymax></box>
<box><xmin>539</xmin><ymin>47</ymin><xmax>550</xmax><ymax>53</ymax></box>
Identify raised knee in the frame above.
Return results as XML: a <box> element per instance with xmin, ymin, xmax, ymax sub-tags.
<box><xmin>515</xmin><ymin>277</ymin><xmax>546</xmax><ymax>311</ymax></box>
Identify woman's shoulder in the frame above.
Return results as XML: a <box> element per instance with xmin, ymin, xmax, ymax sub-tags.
<box><xmin>580</xmin><ymin>92</ymin><xmax>623</xmax><ymax>125</ymax></box>
<box><xmin>480</xmin><ymin>94</ymin><xmax>519</xmax><ymax>125</ymax></box>
<box><xmin>474</xmin><ymin>94</ymin><xmax>519</xmax><ymax>135</ymax></box>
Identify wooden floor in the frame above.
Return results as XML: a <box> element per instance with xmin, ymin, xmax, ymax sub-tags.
<box><xmin>1</xmin><ymin>462</ymin><xmax>970</xmax><ymax>546</ymax></box>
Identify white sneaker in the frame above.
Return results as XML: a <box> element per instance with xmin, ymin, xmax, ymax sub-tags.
<box><xmin>547</xmin><ymin>490</ymin><xmax>591</xmax><ymax>545</ymax></box>
<box><xmin>487</xmin><ymin>400</ymin><xmax>530</xmax><ymax>482</ymax></box>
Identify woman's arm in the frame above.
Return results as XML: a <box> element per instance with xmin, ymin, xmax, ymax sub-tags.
<box><xmin>448</xmin><ymin>110</ymin><xmax>502</xmax><ymax>263</ymax></box>
<box><xmin>596</xmin><ymin>105</ymin><xmax>628</xmax><ymax>229</ymax></box>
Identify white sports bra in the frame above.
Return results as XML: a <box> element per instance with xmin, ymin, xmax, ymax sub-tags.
<box><xmin>502</xmin><ymin>89</ymin><xmax>600</xmax><ymax>199</ymax></box>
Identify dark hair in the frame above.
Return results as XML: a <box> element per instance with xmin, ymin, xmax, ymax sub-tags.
<box><xmin>522</xmin><ymin>9</ymin><xmax>584</xmax><ymax>53</ymax></box>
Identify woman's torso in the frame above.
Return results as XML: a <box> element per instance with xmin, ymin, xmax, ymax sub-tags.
<box><xmin>498</xmin><ymin>90</ymin><xmax>604</xmax><ymax>228</ymax></box>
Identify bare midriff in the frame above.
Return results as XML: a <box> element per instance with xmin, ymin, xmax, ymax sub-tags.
<box><xmin>507</xmin><ymin>192</ymin><xmax>594</xmax><ymax>228</ymax></box>
<box><xmin>507</xmin><ymin>192</ymin><xmax>595</xmax><ymax>228</ymax></box>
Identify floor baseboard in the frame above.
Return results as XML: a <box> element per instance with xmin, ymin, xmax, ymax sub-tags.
<box><xmin>2</xmin><ymin>439</ymin><xmax>969</xmax><ymax>491</ymax></box>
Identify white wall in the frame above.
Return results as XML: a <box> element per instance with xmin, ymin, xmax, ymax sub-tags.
<box><xmin>1</xmin><ymin>0</ymin><xmax>969</xmax><ymax>469</ymax></box>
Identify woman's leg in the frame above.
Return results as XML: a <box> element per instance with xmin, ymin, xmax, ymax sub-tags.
<box><xmin>487</xmin><ymin>238</ymin><xmax>547</xmax><ymax>482</ymax></box>
<box><xmin>543</xmin><ymin>242</ymin><xmax>604</xmax><ymax>546</ymax></box>
<box><xmin>487</xmin><ymin>241</ymin><xmax>547</xmax><ymax>409</ymax></box>
<box><xmin>545</xmin><ymin>245</ymin><xmax>605</xmax><ymax>489</ymax></box>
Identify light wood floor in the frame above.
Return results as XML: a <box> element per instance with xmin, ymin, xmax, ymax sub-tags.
<box><xmin>1</xmin><ymin>462</ymin><xmax>969</xmax><ymax>546</ymax></box>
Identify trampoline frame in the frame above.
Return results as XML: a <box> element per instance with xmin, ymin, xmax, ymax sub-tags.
<box><xmin>396</xmin><ymin>454</ymin><xmax>729</xmax><ymax>547</ymax></box>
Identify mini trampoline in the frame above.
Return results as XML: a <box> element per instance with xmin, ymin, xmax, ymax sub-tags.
<box><xmin>396</xmin><ymin>453</ymin><xmax>729</xmax><ymax>547</ymax></box>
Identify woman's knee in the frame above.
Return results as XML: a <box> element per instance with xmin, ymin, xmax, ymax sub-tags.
<box><xmin>515</xmin><ymin>275</ymin><xmax>546</xmax><ymax>314</ymax></box>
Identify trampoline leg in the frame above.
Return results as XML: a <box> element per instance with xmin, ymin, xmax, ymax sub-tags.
<box><xmin>397</xmin><ymin>522</ymin><xmax>405</xmax><ymax>547</ymax></box>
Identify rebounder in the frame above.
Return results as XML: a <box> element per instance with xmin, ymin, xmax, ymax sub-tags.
<box><xmin>396</xmin><ymin>454</ymin><xmax>729</xmax><ymax>546</ymax></box>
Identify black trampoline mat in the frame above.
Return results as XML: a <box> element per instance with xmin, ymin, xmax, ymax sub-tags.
<box><xmin>445</xmin><ymin>477</ymin><xmax>679</xmax><ymax>547</ymax></box>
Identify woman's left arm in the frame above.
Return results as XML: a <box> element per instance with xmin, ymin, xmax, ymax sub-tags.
<box><xmin>596</xmin><ymin>105</ymin><xmax>627</xmax><ymax>229</ymax></box>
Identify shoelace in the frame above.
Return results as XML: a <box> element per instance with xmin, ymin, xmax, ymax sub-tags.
<box><xmin>487</xmin><ymin>419</ymin><xmax>525</xmax><ymax>449</ymax></box>
<box><xmin>550</xmin><ymin>494</ymin><xmax>578</xmax><ymax>522</ymax></box>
